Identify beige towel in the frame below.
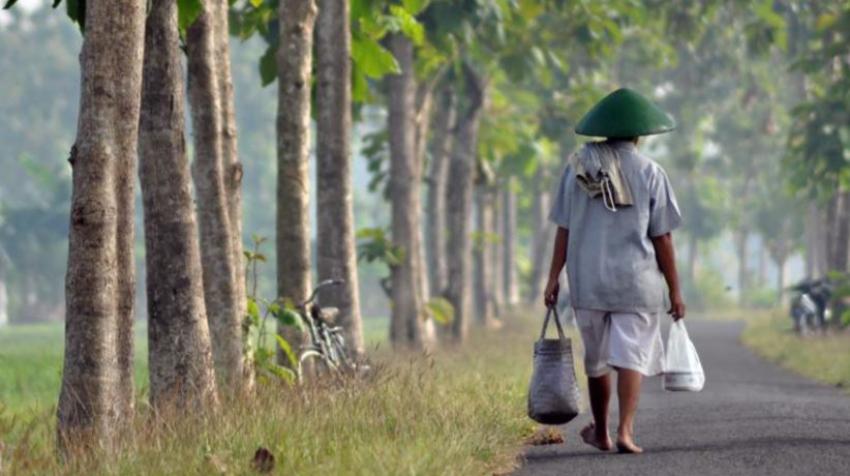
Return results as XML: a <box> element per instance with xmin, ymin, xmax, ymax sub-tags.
<box><xmin>573</xmin><ymin>142</ymin><xmax>633</xmax><ymax>211</ymax></box>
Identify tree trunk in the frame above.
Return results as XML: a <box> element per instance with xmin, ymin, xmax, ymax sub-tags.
<box><xmin>735</xmin><ymin>229</ymin><xmax>749</xmax><ymax>304</ymax></box>
<box><xmin>775</xmin><ymin>256</ymin><xmax>787</xmax><ymax>305</ymax></box>
<box><xmin>831</xmin><ymin>191</ymin><xmax>850</xmax><ymax>273</ymax></box>
<box><xmin>57</xmin><ymin>0</ymin><xmax>146</xmax><ymax>447</ymax></box>
<box><xmin>413</xmin><ymin>80</ymin><xmax>435</xmax><ymax>340</ymax></box>
<box><xmin>425</xmin><ymin>87</ymin><xmax>456</xmax><ymax>299</ymax></box>
<box><xmin>0</xmin><ymin>278</ymin><xmax>7</xmax><ymax>326</ymax></box>
<box><xmin>315</xmin><ymin>0</ymin><xmax>364</xmax><ymax>355</ymax></box>
<box><xmin>276</xmin><ymin>0</ymin><xmax>317</xmax><ymax>364</ymax></box>
<box><xmin>446</xmin><ymin>65</ymin><xmax>486</xmax><ymax>342</ymax></box>
<box><xmin>492</xmin><ymin>184</ymin><xmax>504</xmax><ymax>317</ymax></box>
<box><xmin>139</xmin><ymin>0</ymin><xmax>218</xmax><ymax>411</ymax></box>
<box><xmin>806</xmin><ymin>201</ymin><xmax>825</xmax><ymax>279</ymax></box>
<box><xmin>474</xmin><ymin>182</ymin><xmax>496</xmax><ymax>327</ymax></box>
<box><xmin>386</xmin><ymin>34</ymin><xmax>425</xmax><ymax>348</ymax></box>
<box><xmin>501</xmin><ymin>181</ymin><xmax>519</xmax><ymax>306</ymax></box>
<box><xmin>212</xmin><ymin>0</ymin><xmax>250</xmax><ymax>386</ymax></box>
<box><xmin>186</xmin><ymin>0</ymin><xmax>247</xmax><ymax>393</ymax></box>
<box><xmin>527</xmin><ymin>168</ymin><xmax>552</xmax><ymax>303</ymax></box>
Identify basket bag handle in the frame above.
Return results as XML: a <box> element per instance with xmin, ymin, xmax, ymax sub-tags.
<box><xmin>539</xmin><ymin>305</ymin><xmax>566</xmax><ymax>341</ymax></box>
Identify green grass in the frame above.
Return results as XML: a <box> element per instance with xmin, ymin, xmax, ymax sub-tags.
<box><xmin>0</xmin><ymin>313</ymin><xmax>565</xmax><ymax>475</ymax></box>
<box><xmin>741</xmin><ymin>311</ymin><xmax>850</xmax><ymax>393</ymax></box>
<box><xmin>0</xmin><ymin>317</ymin><xmax>387</xmax><ymax>418</ymax></box>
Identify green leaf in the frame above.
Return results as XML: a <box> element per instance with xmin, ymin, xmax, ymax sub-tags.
<box><xmin>388</xmin><ymin>5</ymin><xmax>424</xmax><ymax>45</ymax></box>
<box><xmin>259</xmin><ymin>44</ymin><xmax>278</xmax><ymax>86</ymax></box>
<box><xmin>249</xmin><ymin>0</ymin><xmax>264</xmax><ymax>7</ymax></box>
<box><xmin>352</xmin><ymin>35</ymin><xmax>400</xmax><ymax>78</ymax></box>
<box><xmin>274</xmin><ymin>308</ymin><xmax>305</xmax><ymax>332</ymax></box>
<box><xmin>275</xmin><ymin>335</ymin><xmax>299</xmax><ymax>369</ymax></box>
<box><xmin>425</xmin><ymin>297</ymin><xmax>454</xmax><ymax>325</ymax></box>
<box><xmin>247</xmin><ymin>297</ymin><xmax>261</xmax><ymax>324</ymax></box>
<box><xmin>402</xmin><ymin>0</ymin><xmax>429</xmax><ymax>15</ymax></box>
<box><xmin>66</xmin><ymin>0</ymin><xmax>86</xmax><ymax>31</ymax></box>
<box><xmin>177</xmin><ymin>0</ymin><xmax>203</xmax><ymax>35</ymax></box>
<box><xmin>265</xmin><ymin>362</ymin><xmax>297</xmax><ymax>384</ymax></box>
<box><xmin>2</xmin><ymin>0</ymin><xmax>18</xmax><ymax>10</ymax></box>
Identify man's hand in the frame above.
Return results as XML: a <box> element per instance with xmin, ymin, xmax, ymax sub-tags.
<box><xmin>544</xmin><ymin>279</ymin><xmax>560</xmax><ymax>308</ymax></box>
<box><xmin>668</xmin><ymin>291</ymin><xmax>686</xmax><ymax>321</ymax></box>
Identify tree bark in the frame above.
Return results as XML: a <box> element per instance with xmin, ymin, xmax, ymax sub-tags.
<box><xmin>277</xmin><ymin>0</ymin><xmax>317</xmax><ymax>363</ymax></box>
<box><xmin>386</xmin><ymin>34</ymin><xmax>425</xmax><ymax>348</ymax></box>
<box><xmin>139</xmin><ymin>0</ymin><xmax>218</xmax><ymax>411</ymax></box>
<box><xmin>212</xmin><ymin>0</ymin><xmax>250</xmax><ymax>385</ymax></box>
<box><xmin>446</xmin><ymin>65</ymin><xmax>486</xmax><ymax>342</ymax></box>
<box><xmin>527</xmin><ymin>167</ymin><xmax>552</xmax><ymax>303</ymax></box>
<box><xmin>186</xmin><ymin>0</ymin><xmax>247</xmax><ymax>393</ymax></box>
<box><xmin>315</xmin><ymin>0</ymin><xmax>364</xmax><ymax>355</ymax></box>
<box><xmin>425</xmin><ymin>87</ymin><xmax>456</xmax><ymax>299</ymax></box>
<box><xmin>474</xmin><ymin>182</ymin><xmax>497</xmax><ymax>327</ymax></box>
<box><xmin>831</xmin><ymin>191</ymin><xmax>850</xmax><ymax>273</ymax></box>
<box><xmin>492</xmin><ymin>183</ymin><xmax>504</xmax><ymax>317</ymax></box>
<box><xmin>501</xmin><ymin>181</ymin><xmax>519</xmax><ymax>305</ymax></box>
<box><xmin>57</xmin><ymin>0</ymin><xmax>146</xmax><ymax>447</ymax></box>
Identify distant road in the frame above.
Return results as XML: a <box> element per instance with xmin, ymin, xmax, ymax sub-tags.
<box><xmin>514</xmin><ymin>320</ymin><xmax>850</xmax><ymax>476</ymax></box>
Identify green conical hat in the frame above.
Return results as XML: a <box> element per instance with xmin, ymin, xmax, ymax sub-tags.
<box><xmin>575</xmin><ymin>88</ymin><xmax>676</xmax><ymax>138</ymax></box>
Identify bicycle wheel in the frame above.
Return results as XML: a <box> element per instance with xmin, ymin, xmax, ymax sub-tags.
<box><xmin>298</xmin><ymin>349</ymin><xmax>336</xmax><ymax>383</ymax></box>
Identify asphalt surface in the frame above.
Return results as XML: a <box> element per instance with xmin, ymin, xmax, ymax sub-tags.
<box><xmin>514</xmin><ymin>319</ymin><xmax>850</xmax><ymax>476</ymax></box>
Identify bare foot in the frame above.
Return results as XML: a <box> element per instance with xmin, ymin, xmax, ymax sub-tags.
<box><xmin>615</xmin><ymin>434</ymin><xmax>643</xmax><ymax>454</ymax></box>
<box><xmin>580</xmin><ymin>423</ymin><xmax>612</xmax><ymax>451</ymax></box>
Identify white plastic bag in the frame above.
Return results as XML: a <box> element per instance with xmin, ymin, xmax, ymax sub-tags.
<box><xmin>663</xmin><ymin>320</ymin><xmax>705</xmax><ymax>392</ymax></box>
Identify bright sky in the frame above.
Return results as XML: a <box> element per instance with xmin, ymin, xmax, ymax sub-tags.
<box><xmin>0</xmin><ymin>0</ymin><xmax>44</xmax><ymax>27</ymax></box>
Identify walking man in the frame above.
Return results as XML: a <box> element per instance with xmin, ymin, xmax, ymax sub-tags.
<box><xmin>543</xmin><ymin>88</ymin><xmax>686</xmax><ymax>454</ymax></box>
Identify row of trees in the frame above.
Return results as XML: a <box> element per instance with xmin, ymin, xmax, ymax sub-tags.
<box><xmin>6</xmin><ymin>0</ymin><xmax>849</xmax><ymax>450</ymax></box>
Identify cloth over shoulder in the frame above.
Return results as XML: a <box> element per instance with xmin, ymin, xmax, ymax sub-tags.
<box><xmin>573</xmin><ymin>142</ymin><xmax>634</xmax><ymax>211</ymax></box>
<box><xmin>547</xmin><ymin>140</ymin><xmax>682</xmax><ymax>313</ymax></box>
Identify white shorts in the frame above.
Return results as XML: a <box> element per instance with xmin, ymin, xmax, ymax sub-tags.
<box><xmin>574</xmin><ymin>308</ymin><xmax>665</xmax><ymax>378</ymax></box>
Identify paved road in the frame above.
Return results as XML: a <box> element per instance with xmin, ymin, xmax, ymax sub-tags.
<box><xmin>514</xmin><ymin>320</ymin><xmax>850</xmax><ymax>476</ymax></box>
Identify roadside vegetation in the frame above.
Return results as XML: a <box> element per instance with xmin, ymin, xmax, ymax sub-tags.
<box><xmin>742</xmin><ymin>312</ymin><xmax>850</xmax><ymax>394</ymax></box>
<box><xmin>0</xmin><ymin>312</ymin><xmax>575</xmax><ymax>475</ymax></box>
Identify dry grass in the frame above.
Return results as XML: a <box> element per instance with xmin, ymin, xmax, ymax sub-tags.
<box><xmin>0</xmin><ymin>312</ymin><xmax>579</xmax><ymax>475</ymax></box>
<box><xmin>741</xmin><ymin>311</ymin><xmax>850</xmax><ymax>394</ymax></box>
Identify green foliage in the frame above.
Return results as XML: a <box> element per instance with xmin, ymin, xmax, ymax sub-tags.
<box><xmin>243</xmin><ymin>235</ymin><xmax>302</xmax><ymax>385</ymax></box>
<box><xmin>424</xmin><ymin>296</ymin><xmax>454</xmax><ymax>325</ymax></box>
<box><xmin>356</xmin><ymin>227</ymin><xmax>404</xmax><ymax>267</ymax></box>
<box><xmin>177</xmin><ymin>0</ymin><xmax>203</xmax><ymax>36</ymax></box>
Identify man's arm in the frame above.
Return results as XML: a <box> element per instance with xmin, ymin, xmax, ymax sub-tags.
<box><xmin>651</xmin><ymin>232</ymin><xmax>685</xmax><ymax>320</ymax></box>
<box><xmin>543</xmin><ymin>227</ymin><xmax>569</xmax><ymax>307</ymax></box>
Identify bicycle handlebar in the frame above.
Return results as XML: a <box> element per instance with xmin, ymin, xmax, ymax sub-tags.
<box><xmin>301</xmin><ymin>279</ymin><xmax>344</xmax><ymax>307</ymax></box>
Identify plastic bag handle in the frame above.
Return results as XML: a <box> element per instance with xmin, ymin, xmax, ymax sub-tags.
<box><xmin>539</xmin><ymin>305</ymin><xmax>566</xmax><ymax>341</ymax></box>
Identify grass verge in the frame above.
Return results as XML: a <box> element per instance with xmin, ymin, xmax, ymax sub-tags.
<box><xmin>0</xmin><ymin>312</ymin><xmax>573</xmax><ymax>475</ymax></box>
<box><xmin>741</xmin><ymin>311</ymin><xmax>850</xmax><ymax>394</ymax></box>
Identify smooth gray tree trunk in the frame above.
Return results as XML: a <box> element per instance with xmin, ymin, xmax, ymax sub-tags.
<box><xmin>501</xmin><ymin>182</ymin><xmax>519</xmax><ymax>305</ymax></box>
<box><xmin>474</xmin><ymin>182</ymin><xmax>497</xmax><ymax>327</ymax></box>
<box><xmin>387</xmin><ymin>34</ymin><xmax>425</xmax><ymax>348</ymax></box>
<box><xmin>186</xmin><ymin>0</ymin><xmax>247</xmax><ymax>394</ymax></box>
<box><xmin>57</xmin><ymin>0</ymin><xmax>146</xmax><ymax>447</ymax></box>
<box><xmin>446</xmin><ymin>65</ymin><xmax>486</xmax><ymax>342</ymax></box>
<box><xmin>139</xmin><ymin>0</ymin><xmax>218</xmax><ymax>411</ymax></box>
<box><xmin>277</xmin><ymin>0</ymin><xmax>317</xmax><ymax>363</ymax></box>
<box><xmin>213</xmin><ymin>1</ymin><xmax>248</xmax><ymax>376</ymax></box>
<box><xmin>315</xmin><ymin>0</ymin><xmax>364</xmax><ymax>355</ymax></box>
<box><xmin>527</xmin><ymin>168</ymin><xmax>552</xmax><ymax>303</ymax></box>
<box><xmin>425</xmin><ymin>87</ymin><xmax>456</xmax><ymax>299</ymax></box>
<box><xmin>0</xmin><ymin>279</ymin><xmax>7</xmax><ymax>326</ymax></box>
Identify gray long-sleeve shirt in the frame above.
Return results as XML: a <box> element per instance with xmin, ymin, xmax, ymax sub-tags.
<box><xmin>549</xmin><ymin>141</ymin><xmax>682</xmax><ymax>313</ymax></box>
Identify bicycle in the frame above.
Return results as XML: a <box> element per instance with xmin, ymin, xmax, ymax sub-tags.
<box><xmin>294</xmin><ymin>279</ymin><xmax>364</xmax><ymax>382</ymax></box>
